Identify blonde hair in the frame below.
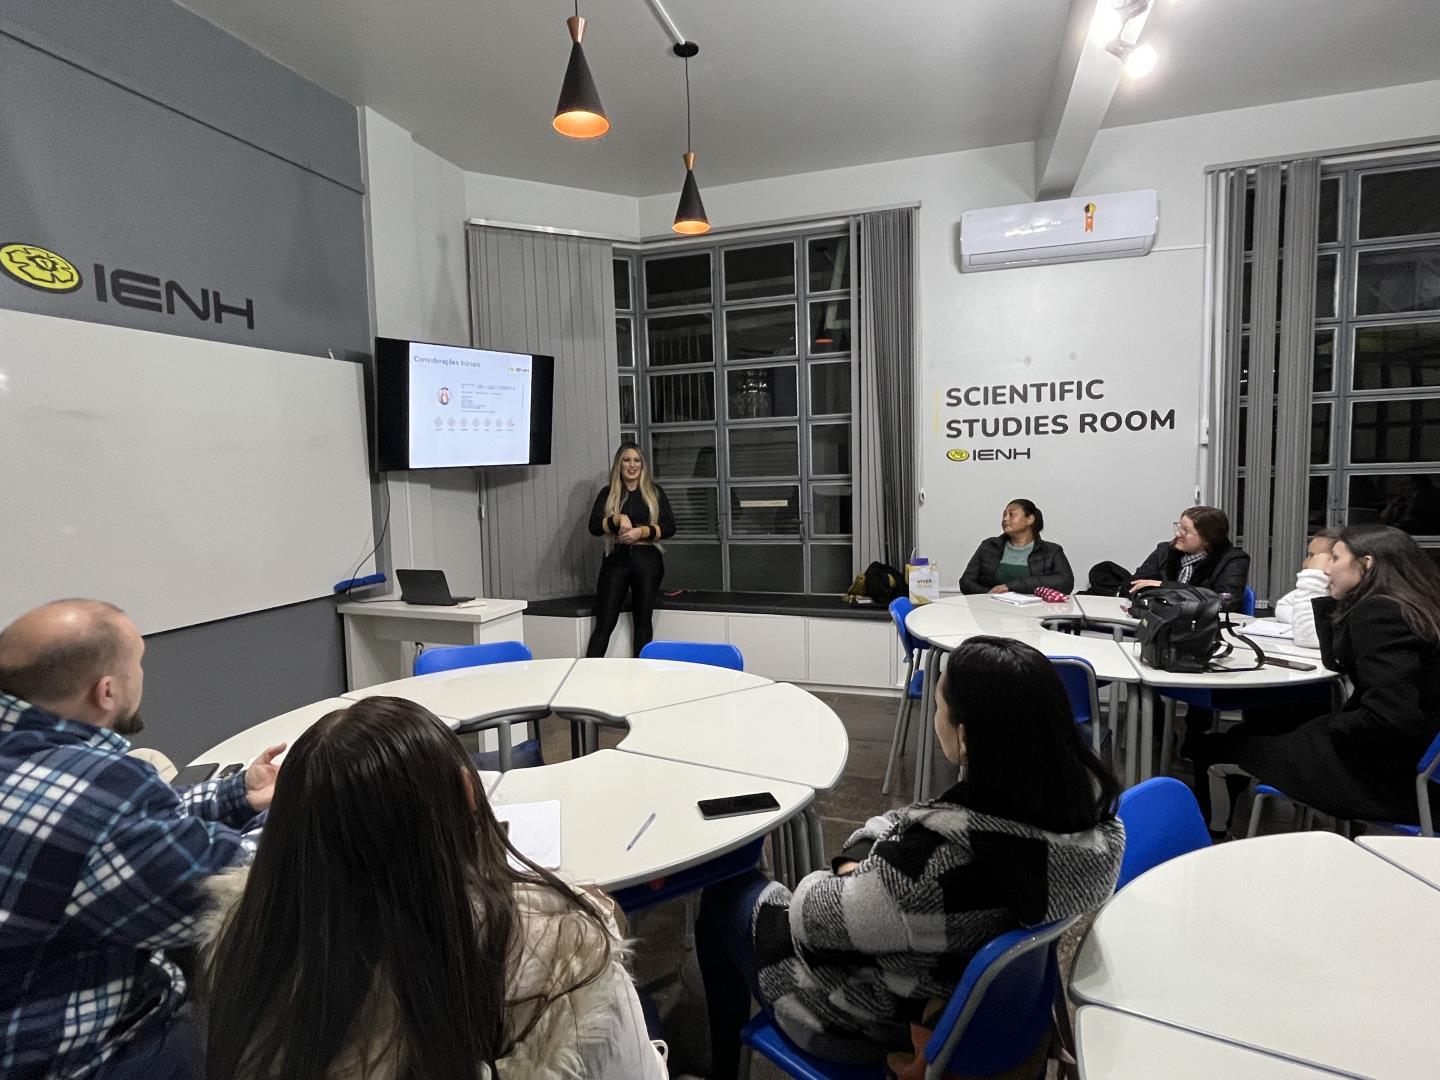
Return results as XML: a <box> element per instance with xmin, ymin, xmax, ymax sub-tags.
<box><xmin>604</xmin><ymin>443</ymin><xmax>661</xmax><ymax>549</ymax></box>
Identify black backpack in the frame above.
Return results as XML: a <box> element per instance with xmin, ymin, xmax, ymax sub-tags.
<box><xmin>1131</xmin><ymin>585</ymin><xmax>1264</xmax><ymax>673</ymax></box>
<box><xmin>845</xmin><ymin>561</ymin><xmax>906</xmax><ymax>606</ymax></box>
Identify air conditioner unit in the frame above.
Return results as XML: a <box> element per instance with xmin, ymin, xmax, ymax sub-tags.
<box><xmin>959</xmin><ymin>189</ymin><xmax>1158</xmax><ymax>272</ymax></box>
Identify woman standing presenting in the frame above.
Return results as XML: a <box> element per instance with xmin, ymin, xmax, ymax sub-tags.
<box><xmin>586</xmin><ymin>442</ymin><xmax>676</xmax><ymax>657</ymax></box>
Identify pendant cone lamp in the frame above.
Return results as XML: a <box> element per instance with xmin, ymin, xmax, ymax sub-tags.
<box><xmin>553</xmin><ymin>2</ymin><xmax>609</xmax><ymax>139</ymax></box>
<box><xmin>671</xmin><ymin>42</ymin><xmax>710</xmax><ymax>235</ymax></box>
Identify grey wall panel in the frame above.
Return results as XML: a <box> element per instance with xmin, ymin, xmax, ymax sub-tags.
<box><xmin>1</xmin><ymin>5</ymin><xmax>370</xmax><ymax>758</ymax></box>
<box><xmin>131</xmin><ymin>598</ymin><xmax>346</xmax><ymax>766</ymax></box>
<box><xmin>0</xmin><ymin>1</ymin><xmax>362</xmax><ymax>191</ymax></box>
<box><xmin>0</xmin><ymin>31</ymin><xmax>369</xmax><ymax>358</ymax></box>
<box><xmin>468</xmin><ymin>226</ymin><xmax>618</xmax><ymax>599</ymax></box>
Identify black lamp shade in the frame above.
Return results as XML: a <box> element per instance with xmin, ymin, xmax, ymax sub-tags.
<box><xmin>554</xmin><ymin>29</ymin><xmax>608</xmax><ymax>139</ymax></box>
<box><xmin>672</xmin><ymin>156</ymin><xmax>710</xmax><ymax>235</ymax></box>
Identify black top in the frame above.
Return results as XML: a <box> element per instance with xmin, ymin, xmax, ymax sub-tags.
<box><xmin>1232</xmin><ymin>595</ymin><xmax>1440</xmax><ymax>823</ymax></box>
<box><xmin>959</xmin><ymin>536</ymin><xmax>1074</xmax><ymax>595</ymax></box>
<box><xmin>588</xmin><ymin>485</ymin><xmax>676</xmax><ymax>542</ymax></box>
<box><xmin>1129</xmin><ymin>540</ymin><xmax>1250</xmax><ymax>610</ymax></box>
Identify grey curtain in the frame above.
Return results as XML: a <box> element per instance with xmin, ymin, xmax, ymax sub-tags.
<box><xmin>466</xmin><ymin>225</ymin><xmax>618</xmax><ymax>599</ymax></box>
<box><xmin>856</xmin><ymin>208</ymin><xmax>917</xmax><ymax>570</ymax></box>
<box><xmin>1209</xmin><ymin>158</ymin><xmax>1321</xmax><ymax>602</ymax></box>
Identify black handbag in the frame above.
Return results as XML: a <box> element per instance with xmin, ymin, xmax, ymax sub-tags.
<box><xmin>1131</xmin><ymin>585</ymin><xmax>1264</xmax><ymax>673</ymax></box>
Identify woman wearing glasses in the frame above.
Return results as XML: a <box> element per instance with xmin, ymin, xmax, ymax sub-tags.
<box><xmin>1126</xmin><ymin>505</ymin><xmax>1250</xmax><ymax>611</ymax></box>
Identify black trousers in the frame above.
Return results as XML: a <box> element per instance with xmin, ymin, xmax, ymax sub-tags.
<box><xmin>586</xmin><ymin>545</ymin><xmax>665</xmax><ymax>658</ymax></box>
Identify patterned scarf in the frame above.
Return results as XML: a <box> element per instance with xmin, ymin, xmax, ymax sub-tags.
<box><xmin>1178</xmin><ymin>550</ymin><xmax>1206</xmax><ymax>584</ymax></box>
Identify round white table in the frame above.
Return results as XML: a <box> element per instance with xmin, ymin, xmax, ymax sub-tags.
<box><xmin>188</xmin><ymin>658</ymin><xmax>848</xmax><ymax>890</ymax></box>
<box><xmin>905</xmin><ymin>595</ymin><xmax>1339</xmax><ymax>791</ymax></box>
<box><xmin>1071</xmin><ymin>832</ymin><xmax>1440</xmax><ymax>1079</ymax></box>
<box><xmin>1357</xmin><ymin>834</ymin><xmax>1440</xmax><ymax>890</ymax></box>
<box><xmin>1075</xmin><ymin>1007</ymin><xmax>1339</xmax><ymax>1079</ymax></box>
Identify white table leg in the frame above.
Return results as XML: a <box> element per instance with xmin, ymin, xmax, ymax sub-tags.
<box><xmin>1125</xmin><ymin>688</ymin><xmax>1141</xmax><ymax>788</ymax></box>
<box><xmin>1139</xmin><ymin>689</ymin><xmax>1156</xmax><ymax>782</ymax></box>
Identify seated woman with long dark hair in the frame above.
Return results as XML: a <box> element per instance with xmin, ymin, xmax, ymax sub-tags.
<box><xmin>200</xmin><ymin>697</ymin><xmax>665</xmax><ymax>1080</ymax></box>
<box><xmin>695</xmin><ymin>637</ymin><xmax>1126</xmax><ymax>1077</ymax></box>
<box><xmin>958</xmin><ymin>498</ymin><xmax>1074</xmax><ymax>595</ymax></box>
<box><xmin>1194</xmin><ymin>524</ymin><xmax>1440</xmax><ymax>830</ymax></box>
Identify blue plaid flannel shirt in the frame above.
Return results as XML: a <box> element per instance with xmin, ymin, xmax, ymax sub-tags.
<box><xmin>0</xmin><ymin>693</ymin><xmax>258</xmax><ymax>1079</ymax></box>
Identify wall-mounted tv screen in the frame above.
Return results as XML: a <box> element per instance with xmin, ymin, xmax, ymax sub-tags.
<box><xmin>374</xmin><ymin>337</ymin><xmax>554</xmax><ymax>471</ymax></box>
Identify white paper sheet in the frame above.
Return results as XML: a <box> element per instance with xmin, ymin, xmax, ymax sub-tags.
<box><xmin>1235</xmin><ymin>618</ymin><xmax>1295</xmax><ymax>639</ymax></box>
<box><xmin>493</xmin><ymin>799</ymin><xmax>562</xmax><ymax>870</ymax></box>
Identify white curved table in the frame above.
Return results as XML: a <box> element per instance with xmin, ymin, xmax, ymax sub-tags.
<box><xmin>189</xmin><ymin>658</ymin><xmax>847</xmax><ymax>889</ymax></box>
<box><xmin>1357</xmin><ymin>834</ymin><xmax>1440</xmax><ymax>890</ymax></box>
<box><xmin>1071</xmin><ymin>833</ymin><xmax>1440</xmax><ymax>1079</ymax></box>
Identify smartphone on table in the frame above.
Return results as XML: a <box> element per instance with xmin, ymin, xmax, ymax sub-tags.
<box><xmin>698</xmin><ymin>792</ymin><xmax>781</xmax><ymax>820</ymax></box>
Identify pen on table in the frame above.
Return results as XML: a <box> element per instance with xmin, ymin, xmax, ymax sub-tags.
<box><xmin>626</xmin><ymin>811</ymin><xmax>657</xmax><ymax>851</ymax></box>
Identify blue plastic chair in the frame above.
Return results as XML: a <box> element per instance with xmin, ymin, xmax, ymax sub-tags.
<box><xmin>739</xmin><ymin>915</ymin><xmax>1079</xmax><ymax>1080</ymax></box>
<box><xmin>1050</xmin><ymin>656</ymin><xmax>1111</xmax><ymax>758</ymax></box>
<box><xmin>883</xmin><ymin>597</ymin><xmax>927</xmax><ymax>796</ymax></box>
<box><xmin>413</xmin><ymin>641</ymin><xmax>543</xmax><ymax>771</ymax></box>
<box><xmin>1114</xmin><ymin>777</ymin><xmax>1212</xmax><ymax>890</ymax></box>
<box><xmin>639</xmin><ymin>639</ymin><xmax>744</xmax><ymax>671</ymax></box>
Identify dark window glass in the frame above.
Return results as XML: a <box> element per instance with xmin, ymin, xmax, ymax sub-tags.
<box><xmin>811</xmin><ymin>423</ymin><xmax>852</xmax><ymax>475</ymax></box>
<box><xmin>1236</xmin><ymin>475</ymin><xmax>1246</xmax><ymax>537</ymax></box>
<box><xmin>1238</xmin><ymin>404</ymin><xmax>1248</xmax><ymax>467</ymax></box>
<box><xmin>1355</xmin><ymin>247</ymin><xmax>1440</xmax><ymax>316</ymax></box>
<box><xmin>809</xmin><ymin>299</ymin><xmax>851</xmax><ymax>354</ymax></box>
<box><xmin>646</xmin><ymin>312</ymin><xmax>713</xmax><ymax>367</ymax></box>
<box><xmin>616</xmin><ymin>317</ymin><xmax>633</xmax><ymax>368</ymax></box>
<box><xmin>1243</xmin><ymin>182</ymin><xmax>1287</xmax><ymax>254</ymax></box>
<box><xmin>725</xmin><ymin>304</ymin><xmax>797</xmax><ymax>361</ymax></box>
<box><xmin>661</xmin><ymin>487</ymin><xmax>719</xmax><ymax>535</ymax></box>
<box><xmin>1353</xmin><ymin>323</ymin><xmax>1440</xmax><ymax>390</ymax></box>
<box><xmin>813</xmin><ymin>484</ymin><xmax>853</xmax><ymax>535</ymax></box>
<box><xmin>729</xmin><ymin>544</ymin><xmax>805</xmax><ymax>592</ymax></box>
<box><xmin>1349</xmin><ymin>399</ymin><xmax>1440</xmax><ymax>464</ymax></box>
<box><xmin>726</xmin><ymin>366</ymin><xmax>798</xmax><ymax>419</ymax></box>
<box><xmin>724</xmin><ymin>243</ymin><xmax>794</xmax><ymax>301</ymax></box>
<box><xmin>614</xmin><ymin>258</ymin><xmax>632</xmax><ymax>310</ymax></box>
<box><xmin>728</xmin><ymin>426</ymin><xmax>800</xmax><ymax>478</ymax></box>
<box><xmin>730</xmin><ymin>485</ymin><xmax>800</xmax><ymax>536</ymax></box>
<box><xmin>1311</xmin><ymin>402</ymin><xmax>1331</xmax><ymax>466</ymax></box>
<box><xmin>1308</xmin><ymin>475</ymin><xmax>1329</xmax><ymax>531</ymax></box>
<box><xmin>619</xmin><ymin>376</ymin><xmax>636</xmax><ymax>426</ymax></box>
<box><xmin>1317</xmin><ymin>176</ymin><xmax>1341</xmax><ymax>245</ymax></box>
<box><xmin>811</xmin><ymin>544</ymin><xmax>854</xmax><ymax>593</ymax></box>
<box><xmin>1358</xmin><ymin>167</ymin><xmax>1440</xmax><ymax>240</ymax></box>
<box><xmin>664</xmin><ymin>542</ymin><xmax>724</xmax><ymax>588</ymax></box>
<box><xmin>808</xmin><ymin>236</ymin><xmax>851</xmax><ymax>293</ymax></box>
<box><xmin>1315</xmin><ymin>254</ymin><xmax>1338</xmax><ymax>319</ymax></box>
<box><xmin>810</xmin><ymin>362</ymin><xmax>852</xmax><ymax>415</ymax></box>
<box><xmin>651</xmin><ymin>430</ymin><xmax>717</xmax><ymax>479</ymax></box>
<box><xmin>1348</xmin><ymin>473</ymin><xmax>1440</xmax><ymax>535</ymax></box>
<box><xmin>648</xmin><ymin>371</ymin><xmax>715</xmax><ymax>424</ymax></box>
<box><xmin>1313</xmin><ymin>329</ymin><xmax>1335</xmax><ymax>393</ymax></box>
<box><xmin>645</xmin><ymin>253</ymin><xmax>711</xmax><ymax>309</ymax></box>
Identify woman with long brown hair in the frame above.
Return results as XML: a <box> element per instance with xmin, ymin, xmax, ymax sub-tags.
<box><xmin>200</xmin><ymin>696</ymin><xmax>665</xmax><ymax>1080</ymax></box>
<box><xmin>586</xmin><ymin>442</ymin><xmax>676</xmax><ymax>657</ymax></box>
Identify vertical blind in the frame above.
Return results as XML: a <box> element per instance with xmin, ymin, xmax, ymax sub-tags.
<box><xmin>466</xmin><ymin>225</ymin><xmax>618</xmax><ymax>599</ymax></box>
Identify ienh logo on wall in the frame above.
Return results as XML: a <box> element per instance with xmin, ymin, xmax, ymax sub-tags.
<box><xmin>0</xmin><ymin>242</ymin><xmax>256</xmax><ymax>329</ymax></box>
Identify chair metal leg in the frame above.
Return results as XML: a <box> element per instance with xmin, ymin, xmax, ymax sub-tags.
<box><xmin>882</xmin><ymin>655</ymin><xmax>915</xmax><ymax>795</ymax></box>
<box><xmin>1159</xmin><ymin>698</ymin><xmax>1177</xmax><ymax>777</ymax></box>
<box><xmin>1246</xmin><ymin>791</ymin><xmax>1271</xmax><ymax>838</ymax></box>
<box><xmin>1123</xmin><ymin>689</ymin><xmax>1141</xmax><ymax>787</ymax></box>
<box><xmin>497</xmin><ymin>723</ymin><xmax>513</xmax><ymax>772</ymax></box>
<box><xmin>916</xmin><ymin>646</ymin><xmax>938</xmax><ymax>803</ymax></box>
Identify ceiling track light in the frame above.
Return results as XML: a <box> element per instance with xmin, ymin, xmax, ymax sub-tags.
<box><xmin>1107</xmin><ymin>38</ymin><xmax>1158</xmax><ymax>78</ymax></box>
<box><xmin>671</xmin><ymin>41</ymin><xmax>710</xmax><ymax>236</ymax></box>
<box><xmin>1089</xmin><ymin>0</ymin><xmax>1152</xmax><ymax>47</ymax></box>
<box><xmin>553</xmin><ymin>0</ymin><xmax>609</xmax><ymax>139</ymax></box>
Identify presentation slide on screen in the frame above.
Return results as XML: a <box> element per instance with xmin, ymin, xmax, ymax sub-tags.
<box><xmin>408</xmin><ymin>343</ymin><xmax>533</xmax><ymax>467</ymax></box>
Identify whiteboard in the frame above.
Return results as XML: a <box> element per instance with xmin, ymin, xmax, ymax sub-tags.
<box><xmin>0</xmin><ymin>310</ymin><xmax>376</xmax><ymax>634</ymax></box>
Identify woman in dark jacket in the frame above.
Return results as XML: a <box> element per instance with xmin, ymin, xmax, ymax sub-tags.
<box><xmin>1195</xmin><ymin>525</ymin><xmax>1440</xmax><ymax>827</ymax></box>
<box><xmin>959</xmin><ymin>499</ymin><xmax>1074</xmax><ymax>595</ymax></box>
<box><xmin>1127</xmin><ymin>505</ymin><xmax>1250</xmax><ymax>611</ymax></box>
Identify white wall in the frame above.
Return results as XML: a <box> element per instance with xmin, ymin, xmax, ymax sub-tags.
<box><xmin>465</xmin><ymin>170</ymin><xmax>639</xmax><ymax>239</ymax></box>
<box><xmin>636</xmin><ymin>79</ymin><xmax>1440</xmax><ymax>589</ymax></box>
<box><xmin>362</xmin><ymin>106</ymin><xmax>486</xmax><ymax>597</ymax></box>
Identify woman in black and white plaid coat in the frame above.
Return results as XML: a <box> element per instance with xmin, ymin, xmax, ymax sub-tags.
<box><xmin>695</xmin><ymin>636</ymin><xmax>1127</xmax><ymax>1077</ymax></box>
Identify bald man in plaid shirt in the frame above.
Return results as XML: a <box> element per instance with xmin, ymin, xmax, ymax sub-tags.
<box><xmin>0</xmin><ymin>600</ymin><xmax>283</xmax><ymax>1080</ymax></box>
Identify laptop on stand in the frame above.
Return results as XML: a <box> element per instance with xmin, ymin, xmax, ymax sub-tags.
<box><xmin>395</xmin><ymin>569</ymin><xmax>476</xmax><ymax>606</ymax></box>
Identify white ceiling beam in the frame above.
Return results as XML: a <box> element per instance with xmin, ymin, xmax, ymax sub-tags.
<box><xmin>1033</xmin><ymin>0</ymin><xmax>1153</xmax><ymax>200</ymax></box>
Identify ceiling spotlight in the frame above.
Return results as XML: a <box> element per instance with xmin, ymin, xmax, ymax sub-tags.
<box><xmin>553</xmin><ymin>2</ymin><xmax>609</xmax><ymax>139</ymax></box>
<box><xmin>1122</xmin><ymin>42</ymin><xmax>1158</xmax><ymax>78</ymax></box>
<box><xmin>1089</xmin><ymin>0</ymin><xmax>1152</xmax><ymax>46</ymax></box>
<box><xmin>671</xmin><ymin>42</ymin><xmax>710</xmax><ymax>236</ymax></box>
